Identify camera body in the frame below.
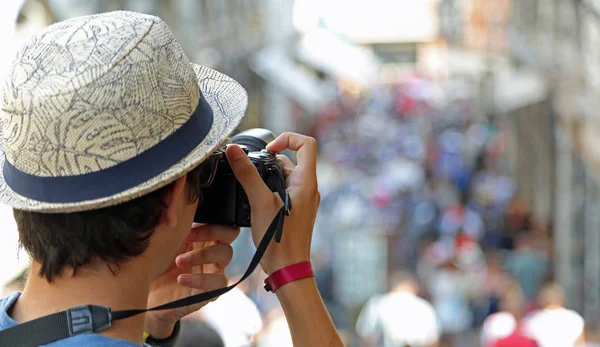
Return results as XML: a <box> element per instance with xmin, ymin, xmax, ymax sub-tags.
<box><xmin>194</xmin><ymin>129</ymin><xmax>284</xmax><ymax>227</ymax></box>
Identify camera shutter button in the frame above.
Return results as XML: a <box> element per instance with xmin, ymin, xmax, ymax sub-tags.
<box><xmin>261</xmin><ymin>149</ymin><xmax>276</xmax><ymax>157</ymax></box>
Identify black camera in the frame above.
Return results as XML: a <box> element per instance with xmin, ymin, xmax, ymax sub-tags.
<box><xmin>194</xmin><ymin>128</ymin><xmax>285</xmax><ymax>227</ymax></box>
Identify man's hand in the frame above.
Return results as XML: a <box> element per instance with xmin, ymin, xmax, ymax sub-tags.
<box><xmin>228</xmin><ymin>133</ymin><xmax>345</xmax><ymax>347</ymax></box>
<box><xmin>144</xmin><ymin>224</ymin><xmax>240</xmax><ymax>339</ymax></box>
<box><xmin>226</xmin><ymin>132</ymin><xmax>319</xmax><ymax>275</ymax></box>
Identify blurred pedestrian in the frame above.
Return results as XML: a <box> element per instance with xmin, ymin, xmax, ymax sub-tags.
<box><xmin>256</xmin><ymin>309</ymin><xmax>293</xmax><ymax>347</ymax></box>
<box><xmin>523</xmin><ymin>283</ymin><xmax>585</xmax><ymax>347</ymax></box>
<box><xmin>492</xmin><ymin>332</ymin><xmax>538</xmax><ymax>347</ymax></box>
<box><xmin>472</xmin><ymin>251</ymin><xmax>511</xmax><ymax>323</ymax></box>
<box><xmin>428</xmin><ymin>256</ymin><xmax>474</xmax><ymax>346</ymax></box>
<box><xmin>356</xmin><ymin>271</ymin><xmax>440</xmax><ymax>347</ymax></box>
<box><xmin>196</xmin><ymin>280</ymin><xmax>263</xmax><ymax>347</ymax></box>
<box><xmin>438</xmin><ymin>192</ymin><xmax>484</xmax><ymax>241</ymax></box>
<box><xmin>480</xmin><ymin>280</ymin><xmax>537</xmax><ymax>347</ymax></box>
<box><xmin>505</xmin><ymin>233</ymin><xmax>549</xmax><ymax>302</ymax></box>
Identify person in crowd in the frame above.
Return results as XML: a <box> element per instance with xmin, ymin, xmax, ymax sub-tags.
<box><xmin>523</xmin><ymin>283</ymin><xmax>585</xmax><ymax>347</ymax></box>
<box><xmin>492</xmin><ymin>330</ymin><xmax>538</xmax><ymax>347</ymax></box>
<box><xmin>175</xmin><ymin>319</ymin><xmax>224</xmax><ymax>347</ymax></box>
<box><xmin>470</xmin><ymin>155</ymin><xmax>515</xmax><ymax>214</ymax></box>
<box><xmin>0</xmin><ymin>11</ymin><xmax>343</xmax><ymax>347</ymax></box>
<box><xmin>356</xmin><ymin>271</ymin><xmax>440</xmax><ymax>347</ymax></box>
<box><xmin>428</xmin><ymin>255</ymin><xmax>475</xmax><ymax>346</ymax></box>
<box><xmin>480</xmin><ymin>280</ymin><xmax>537</xmax><ymax>347</ymax></box>
<box><xmin>472</xmin><ymin>251</ymin><xmax>511</xmax><ymax>324</ymax></box>
<box><xmin>435</xmin><ymin>126</ymin><xmax>466</xmax><ymax>185</ymax></box>
<box><xmin>257</xmin><ymin>308</ymin><xmax>294</xmax><ymax>347</ymax></box>
<box><xmin>438</xmin><ymin>192</ymin><xmax>484</xmax><ymax>242</ymax></box>
<box><xmin>195</xmin><ymin>278</ymin><xmax>263</xmax><ymax>347</ymax></box>
<box><xmin>479</xmin><ymin>210</ymin><xmax>510</xmax><ymax>251</ymax></box>
<box><xmin>501</xmin><ymin>197</ymin><xmax>533</xmax><ymax>250</ymax></box>
<box><xmin>505</xmin><ymin>233</ymin><xmax>549</xmax><ymax>303</ymax></box>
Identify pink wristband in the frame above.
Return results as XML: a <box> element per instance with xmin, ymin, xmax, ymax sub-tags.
<box><xmin>264</xmin><ymin>262</ymin><xmax>314</xmax><ymax>292</ymax></box>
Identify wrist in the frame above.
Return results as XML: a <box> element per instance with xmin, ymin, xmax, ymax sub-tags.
<box><xmin>144</xmin><ymin>316</ymin><xmax>177</xmax><ymax>340</ymax></box>
<box><xmin>275</xmin><ymin>276</ymin><xmax>316</xmax><ymax>294</ymax></box>
<box><xmin>263</xmin><ymin>256</ymin><xmax>310</xmax><ymax>275</ymax></box>
<box><xmin>264</xmin><ymin>261</ymin><xmax>314</xmax><ymax>292</ymax></box>
<box><xmin>274</xmin><ymin>276</ymin><xmax>318</xmax><ymax>304</ymax></box>
<box><xmin>145</xmin><ymin>320</ymin><xmax>181</xmax><ymax>347</ymax></box>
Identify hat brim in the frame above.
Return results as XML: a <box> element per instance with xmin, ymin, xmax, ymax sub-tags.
<box><xmin>0</xmin><ymin>64</ymin><xmax>248</xmax><ymax>213</ymax></box>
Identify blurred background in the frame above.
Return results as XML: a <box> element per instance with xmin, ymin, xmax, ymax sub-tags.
<box><xmin>1</xmin><ymin>1</ymin><xmax>600</xmax><ymax>346</ymax></box>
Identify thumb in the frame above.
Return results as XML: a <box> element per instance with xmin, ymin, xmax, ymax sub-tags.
<box><xmin>226</xmin><ymin>145</ymin><xmax>271</xmax><ymax>203</ymax></box>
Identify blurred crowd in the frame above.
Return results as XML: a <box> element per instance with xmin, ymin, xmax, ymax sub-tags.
<box><xmin>177</xmin><ymin>74</ymin><xmax>591</xmax><ymax>347</ymax></box>
<box><xmin>304</xmin><ymin>75</ymin><xmax>595</xmax><ymax>347</ymax></box>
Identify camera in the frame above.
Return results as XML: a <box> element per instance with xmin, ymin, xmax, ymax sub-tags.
<box><xmin>194</xmin><ymin>128</ymin><xmax>285</xmax><ymax>227</ymax></box>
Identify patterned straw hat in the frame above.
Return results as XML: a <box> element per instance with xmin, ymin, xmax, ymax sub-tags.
<box><xmin>0</xmin><ymin>11</ymin><xmax>247</xmax><ymax>213</ymax></box>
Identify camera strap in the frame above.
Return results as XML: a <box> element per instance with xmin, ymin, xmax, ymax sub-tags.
<box><xmin>0</xmin><ymin>174</ymin><xmax>291</xmax><ymax>347</ymax></box>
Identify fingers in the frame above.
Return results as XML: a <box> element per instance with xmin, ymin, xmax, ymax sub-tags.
<box><xmin>176</xmin><ymin>243</ymin><xmax>233</xmax><ymax>269</ymax></box>
<box><xmin>185</xmin><ymin>224</ymin><xmax>240</xmax><ymax>244</ymax></box>
<box><xmin>277</xmin><ymin>154</ymin><xmax>295</xmax><ymax>178</ymax></box>
<box><xmin>266</xmin><ymin>133</ymin><xmax>317</xmax><ymax>177</ymax></box>
<box><xmin>226</xmin><ymin>145</ymin><xmax>273</xmax><ymax>202</ymax></box>
<box><xmin>177</xmin><ymin>272</ymin><xmax>228</xmax><ymax>290</ymax></box>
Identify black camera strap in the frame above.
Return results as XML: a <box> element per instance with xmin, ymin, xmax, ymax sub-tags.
<box><xmin>0</xmin><ymin>175</ymin><xmax>291</xmax><ymax>347</ymax></box>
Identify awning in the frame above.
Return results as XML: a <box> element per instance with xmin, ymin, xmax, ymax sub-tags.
<box><xmin>493</xmin><ymin>69</ymin><xmax>548</xmax><ymax>113</ymax></box>
<box><xmin>250</xmin><ymin>47</ymin><xmax>335</xmax><ymax>114</ymax></box>
<box><xmin>296</xmin><ymin>28</ymin><xmax>380</xmax><ymax>88</ymax></box>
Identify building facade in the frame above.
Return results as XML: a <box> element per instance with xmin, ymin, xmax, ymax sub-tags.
<box><xmin>504</xmin><ymin>0</ymin><xmax>600</xmax><ymax>321</ymax></box>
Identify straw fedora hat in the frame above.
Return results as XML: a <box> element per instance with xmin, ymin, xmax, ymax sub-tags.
<box><xmin>0</xmin><ymin>11</ymin><xmax>248</xmax><ymax>213</ymax></box>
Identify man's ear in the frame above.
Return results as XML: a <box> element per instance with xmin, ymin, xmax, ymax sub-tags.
<box><xmin>162</xmin><ymin>175</ymin><xmax>187</xmax><ymax>229</ymax></box>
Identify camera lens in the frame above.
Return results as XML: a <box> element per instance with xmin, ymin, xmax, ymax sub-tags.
<box><xmin>231</xmin><ymin>128</ymin><xmax>276</xmax><ymax>152</ymax></box>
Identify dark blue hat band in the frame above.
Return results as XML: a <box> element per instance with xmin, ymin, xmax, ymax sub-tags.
<box><xmin>3</xmin><ymin>96</ymin><xmax>214</xmax><ymax>204</ymax></box>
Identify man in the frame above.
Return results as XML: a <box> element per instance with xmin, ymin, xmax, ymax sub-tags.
<box><xmin>505</xmin><ymin>233</ymin><xmax>549</xmax><ymax>302</ymax></box>
<box><xmin>356</xmin><ymin>271</ymin><xmax>440</xmax><ymax>347</ymax></box>
<box><xmin>0</xmin><ymin>11</ymin><xmax>343</xmax><ymax>347</ymax></box>
<box><xmin>523</xmin><ymin>283</ymin><xmax>585</xmax><ymax>347</ymax></box>
<box><xmin>481</xmin><ymin>280</ymin><xmax>538</xmax><ymax>347</ymax></box>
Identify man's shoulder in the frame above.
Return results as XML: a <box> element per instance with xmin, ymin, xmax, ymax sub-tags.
<box><xmin>526</xmin><ymin>308</ymin><xmax>582</xmax><ymax>321</ymax></box>
<box><xmin>385</xmin><ymin>292</ymin><xmax>436</xmax><ymax>314</ymax></box>
<box><xmin>0</xmin><ymin>292</ymin><xmax>20</xmax><ymax>309</ymax></box>
<box><xmin>0</xmin><ymin>293</ymin><xmax>141</xmax><ymax>346</ymax></box>
<box><xmin>44</xmin><ymin>334</ymin><xmax>142</xmax><ymax>346</ymax></box>
<box><xmin>411</xmin><ymin>295</ymin><xmax>438</xmax><ymax>318</ymax></box>
<box><xmin>0</xmin><ymin>292</ymin><xmax>20</xmax><ymax>330</ymax></box>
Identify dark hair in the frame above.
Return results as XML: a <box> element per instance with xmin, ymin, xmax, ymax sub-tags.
<box><xmin>539</xmin><ymin>282</ymin><xmax>565</xmax><ymax>308</ymax></box>
<box><xmin>13</xmin><ymin>165</ymin><xmax>205</xmax><ymax>282</ymax></box>
<box><xmin>388</xmin><ymin>270</ymin><xmax>417</xmax><ymax>291</ymax></box>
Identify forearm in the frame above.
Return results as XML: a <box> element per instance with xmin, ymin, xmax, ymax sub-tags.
<box><xmin>275</xmin><ymin>277</ymin><xmax>344</xmax><ymax>347</ymax></box>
